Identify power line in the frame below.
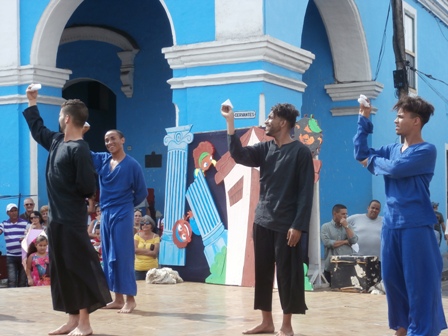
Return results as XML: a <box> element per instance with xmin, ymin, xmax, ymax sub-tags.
<box><xmin>409</xmin><ymin>65</ymin><xmax>448</xmax><ymax>105</ymax></box>
<box><xmin>373</xmin><ymin>3</ymin><xmax>391</xmax><ymax>81</ymax></box>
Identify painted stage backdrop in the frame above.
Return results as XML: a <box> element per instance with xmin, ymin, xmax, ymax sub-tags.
<box><xmin>160</xmin><ymin>118</ymin><xmax>322</xmax><ymax>286</ymax></box>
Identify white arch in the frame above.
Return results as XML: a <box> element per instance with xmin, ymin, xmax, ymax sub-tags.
<box><xmin>159</xmin><ymin>0</ymin><xmax>177</xmax><ymax>45</ymax></box>
<box><xmin>313</xmin><ymin>0</ymin><xmax>383</xmax><ymax>106</ymax></box>
<box><xmin>60</xmin><ymin>26</ymin><xmax>138</xmax><ymax>50</ymax></box>
<box><xmin>60</xmin><ymin>26</ymin><xmax>139</xmax><ymax>97</ymax></box>
<box><xmin>314</xmin><ymin>0</ymin><xmax>370</xmax><ymax>83</ymax></box>
<box><xmin>31</xmin><ymin>0</ymin><xmax>84</xmax><ymax>67</ymax></box>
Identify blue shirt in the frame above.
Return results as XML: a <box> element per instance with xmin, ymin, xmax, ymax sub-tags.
<box><xmin>353</xmin><ymin>115</ymin><xmax>437</xmax><ymax>229</ymax></box>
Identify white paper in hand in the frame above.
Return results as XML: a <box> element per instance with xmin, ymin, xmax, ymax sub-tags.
<box><xmin>29</xmin><ymin>83</ymin><xmax>42</xmax><ymax>91</ymax></box>
<box><xmin>221</xmin><ymin>99</ymin><xmax>233</xmax><ymax>108</ymax></box>
<box><xmin>351</xmin><ymin>243</ymin><xmax>360</xmax><ymax>253</ymax></box>
<box><xmin>357</xmin><ymin>94</ymin><xmax>370</xmax><ymax>107</ymax></box>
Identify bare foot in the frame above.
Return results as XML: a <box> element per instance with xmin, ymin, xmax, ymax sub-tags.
<box><xmin>67</xmin><ymin>326</ymin><xmax>93</xmax><ymax>336</ymax></box>
<box><xmin>394</xmin><ymin>328</ymin><xmax>407</xmax><ymax>336</ymax></box>
<box><xmin>48</xmin><ymin>323</ymin><xmax>77</xmax><ymax>335</ymax></box>
<box><xmin>103</xmin><ymin>300</ymin><xmax>124</xmax><ymax>309</ymax></box>
<box><xmin>242</xmin><ymin>323</ymin><xmax>275</xmax><ymax>334</ymax></box>
<box><xmin>118</xmin><ymin>300</ymin><xmax>136</xmax><ymax>313</ymax></box>
<box><xmin>276</xmin><ymin>330</ymin><xmax>294</xmax><ymax>336</ymax></box>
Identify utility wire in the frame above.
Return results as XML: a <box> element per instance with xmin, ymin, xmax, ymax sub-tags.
<box><xmin>373</xmin><ymin>3</ymin><xmax>391</xmax><ymax>81</ymax></box>
<box><xmin>408</xmin><ymin>65</ymin><xmax>448</xmax><ymax>105</ymax></box>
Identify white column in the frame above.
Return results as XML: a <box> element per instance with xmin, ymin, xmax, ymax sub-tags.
<box><xmin>0</xmin><ymin>0</ymin><xmax>20</xmax><ymax>68</ymax></box>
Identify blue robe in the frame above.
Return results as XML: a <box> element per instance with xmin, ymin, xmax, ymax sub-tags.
<box><xmin>92</xmin><ymin>152</ymin><xmax>147</xmax><ymax>296</ymax></box>
<box><xmin>354</xmin><ymin>115</ymin><xmax>447</xmax><ymax>335</ymax></box>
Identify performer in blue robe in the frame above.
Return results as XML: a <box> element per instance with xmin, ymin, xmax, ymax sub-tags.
<box><xmin>91</xmin><ymin>129</ymin><xmax>147</xmax><ymax>313</ymax></box>
<box><xmin>353</xmin><ymin>95</ymin><xmax>446</xmax><ymax>336</ymax></box>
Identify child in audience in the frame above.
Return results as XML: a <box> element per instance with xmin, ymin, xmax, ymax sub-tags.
<box><xmin>92</xmin><ymin>226</ymin><xmax>102</xmax><ymax>263</ymax></box>
<box><xmin>26</xmin><ymin>235</ymin><xmax>50</xmax><ymax>286</ymax></box>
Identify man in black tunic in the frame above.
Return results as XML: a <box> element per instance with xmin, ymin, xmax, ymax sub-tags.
<box><xmin>23</xmin><ymin>86</ymin><xmax>111</xmax><ymax>336</ymax></box>
<box><xmin>221</xmin><ymin>103</ymin><xmax>314</xmax><ymax>336</ymax></box>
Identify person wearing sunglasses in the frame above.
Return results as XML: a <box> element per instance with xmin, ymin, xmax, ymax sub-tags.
<box><xmin>19</xmin><ymin>198</ymin><xmax>35</xmax><ymax>222</ymax></box>
<box><xmin>134</xmin><ymin>215</ymin><xmax>160</xmax><ymax>281</ymax></box>
<box><xmin>22</xmin><ymin>211</ymin><xmax>47</xmax><ymax>269</ymax></box>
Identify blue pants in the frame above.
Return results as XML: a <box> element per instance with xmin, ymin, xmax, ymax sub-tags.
<box><xmin>101</xmin><ymin>204</ymin><xmax>137</xmax><ymax>296</ymax></box>
<box><xmin>382</xmin><ymin>226</ymin><xmax>447</xmax><ymax>335</ymax></box>
<box><xmin>6</xmin><ymin>256</ymin><xmax>26</xmax><ymax>287</ymax></box>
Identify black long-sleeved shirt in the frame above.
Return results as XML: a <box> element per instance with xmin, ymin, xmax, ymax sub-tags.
<box><xmin>228</xmin><ymin>133</ymin><xmax>314</xmax><ymax>233</ymax></box>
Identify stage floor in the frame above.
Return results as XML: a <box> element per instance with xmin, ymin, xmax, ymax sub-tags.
<box><xmin>1</xmin><ymin>281</ymin><xmax>448</xmax><ymax>336</ymax></box>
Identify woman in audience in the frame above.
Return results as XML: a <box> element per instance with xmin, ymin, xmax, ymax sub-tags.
<box><xmin>22</xmin><ymin>211</ymin><xmax>46</xmax><ymax>267</ymax></box>
<box><xmin>134</xmin><ymin>209</ymin><xmax>143</xmax><ymax>234</ymax></box>
<box><xmin>87</xmin><ymin>204</ymin><xmax>101</xmax><ymax>239</ymax></box>
<box><xmin>134</xmin><ymin>215</ymin><xmax>160</xmax><ymax>280</ymax></box>
<box><xmin>25</xmin><ymin>211</ymin><xmax>45</xmax><ymax>234</ymax></box>
<box><xmin>39</xmin><ymin>205</ymin><xmax>49</xmax><ymax>232</ymax></box>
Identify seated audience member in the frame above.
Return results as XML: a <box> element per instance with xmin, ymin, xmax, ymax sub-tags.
<box><xmin>87</xmin><ymin>204</ymin><xmax>101</xmax><ymax>239</ymax></box>
<box><xmin>320</xmin><ymin>204</ymin><xmax>358</xmax><ymax>285</ymax></box>
<box><xmin>92</xmin><ymin>226</ymin><xmax>102</xmax><ymax>263</ymax></box>
<box><xmin>134</xmin><ymin>209</ymin><xmax>143</xmax><ymax>234</ymax></box>
<box><xmin>432</xmin><ymin>202</ymin><xmax>445</xmax><ymax>246</ymax></box>
<box><xmin>26</xmin><ymin>234</ymin><xmax>50</xmax><ymax>286</ymax></box>
<box><xmin>39</xmin><ymin>205</ymin><xmax>49</xmax><ymax>232</ymax></box>
<box><xmin>347</xmin><ymin>200</ymin><xmax>382</xmax><ymax>259</ymax></box>
<box><xmin>136</xmin><ymin>197</ymin><xmax>151</xmax><ymax>217</ymax></box>
<box><xmin>0</xmin><ymin>203</ymin><xmax>28</xmax><ymax>287</ymax></box>
<box><xmin>134</xmin><ymin>215</ymin><xmax>160</xmax><ymax>280</ymax></box>
<box><xmin>19</xmin><ymin>198</ymin><xmax>35</xmax><ymax>222</ymax></box>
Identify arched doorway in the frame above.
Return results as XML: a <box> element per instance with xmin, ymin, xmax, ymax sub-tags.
<box><xmin>63</xmin><ymin>80</ymin><xmax>116</xmax><ymax>152</ymax></box>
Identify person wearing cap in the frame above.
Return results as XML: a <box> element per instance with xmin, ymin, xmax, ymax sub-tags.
<box><xmin>23</xmin><ymin>85</ymin><xmax>111</xmax><ymax>336</ymax></box>
<box><xmin>134</xmin><ymin>215</ymin><xmax>160</xmax><ymax>280</ymax></box>
<box><xmin>354</xmin><ymin>95</ymin><xmax>447</xmax><ymax>335</ymax></box>
<box><xmin>0</xmin><ymin>203</ymin><xmax>28</xmax><ymax>287</ymax></box>
<box><xmin>432</xmin><ymin>202</ymin><xmax>445</xmax><ymax>246</ymax></box>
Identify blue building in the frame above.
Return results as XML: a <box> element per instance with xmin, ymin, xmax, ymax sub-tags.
<box><xmin>1</xmin><ymin>0</ymin><xmax>447</xmax><ymax>277</ymax></box>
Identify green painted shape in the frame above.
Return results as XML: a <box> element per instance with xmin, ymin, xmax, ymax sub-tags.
<box><xmin>205</xmin><ymin>246</ymin><xmax>227</xmax><ymax>284</ymax></box>
<box><xmin>304</xmin><ymin>263</ymin><xmax>313</xmax><ymax>291</ymax></box>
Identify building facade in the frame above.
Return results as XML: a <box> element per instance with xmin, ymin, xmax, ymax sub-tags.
<box><xmin>1</xmin><ymin>0</ymin><xmax>448</xmax><ymax>278</ymax></box>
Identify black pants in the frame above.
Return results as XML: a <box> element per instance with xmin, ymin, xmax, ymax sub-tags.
<box><xmin>324</xmin><ymin>270</ymin><xmax>331</xmax><ymax>285</ymax></box>
<box><xmin>253</xmin><ymin>224</ymin><xmax>307</xmax><ymax>314</ymax></box>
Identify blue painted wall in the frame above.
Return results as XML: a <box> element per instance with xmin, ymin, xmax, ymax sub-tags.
<box><xmin>55</xmin><ymin>0</ymin><xmax>175</xmax><ymax>212</ymax></box>
<box><xmin>302</xmin><ymin>1</ymin><xmax>371</xmax><ymax>223</ymax></box>
<box><xmin>162</xmin><ymin>0</ymin><xmax>215</xmax><ymax>44</ymax></box>
<box><xmin>265</xmin><ymin>0</ymin><xmax>309</xmax><ymax>47</ymax></box>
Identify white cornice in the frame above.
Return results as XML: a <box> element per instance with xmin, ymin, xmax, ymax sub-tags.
<box><xmin>167</xmin><ymin>70</ymin><xmax>307</xmax><ymax>92</ymax></box>
<box><xmin>330</xmin><ymin>106</ymin><xmax>377</xmax><ymax>117</ymax></box>
<box><xmin>0</xmin><ymin>94</ymin><xmax>66</xmax><ymax>106</ymax></box>
<box><xmin>418</xmin><ymin>0</ymin><xmax>448</xmax><ymax>25</ymax></box>
<box><xmin>162</xmin><ymin>36</ymin><xmax>315</xmax><ymax>74</ymax></box>
<box><xmin>0</xmin><ymin>65</ymin><xmax>71</xmax><ymax>88</ymax></box>
<box><xmin>324</xmin><ymin>81</ymin><xmax>384</xmax><ymax>101</ymax></box>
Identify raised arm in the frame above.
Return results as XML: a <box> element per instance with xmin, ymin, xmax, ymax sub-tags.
<box><xmin>221</xmin><ymin>104</ymin><xmax>263</xmax><ymax>167</ymax></box>
<box><xmin>22</xmin><ymin>85</ymin><xmax>58</xmax><ymax>151</ymax></box>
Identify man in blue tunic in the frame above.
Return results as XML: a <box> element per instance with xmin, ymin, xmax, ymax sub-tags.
<box><xmin>222</xmin><ymin>103</ymin><xmax>314</xmax><ymax>336</ymax></box>
<box><xmin>91</xmin><ymin>129</ymin><xmax>147</xmax><ymax>313</ymax></box>
<box><xmin>353</xmin><ymin>95</ymin><xmax>447</xmax><ymax>336</ymax></box>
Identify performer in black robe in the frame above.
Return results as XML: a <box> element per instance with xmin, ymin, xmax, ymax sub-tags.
<box><xmin>23</xmin><ymin>86</ymin><xmax>111</xmax><ymax>336</ymax></box>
